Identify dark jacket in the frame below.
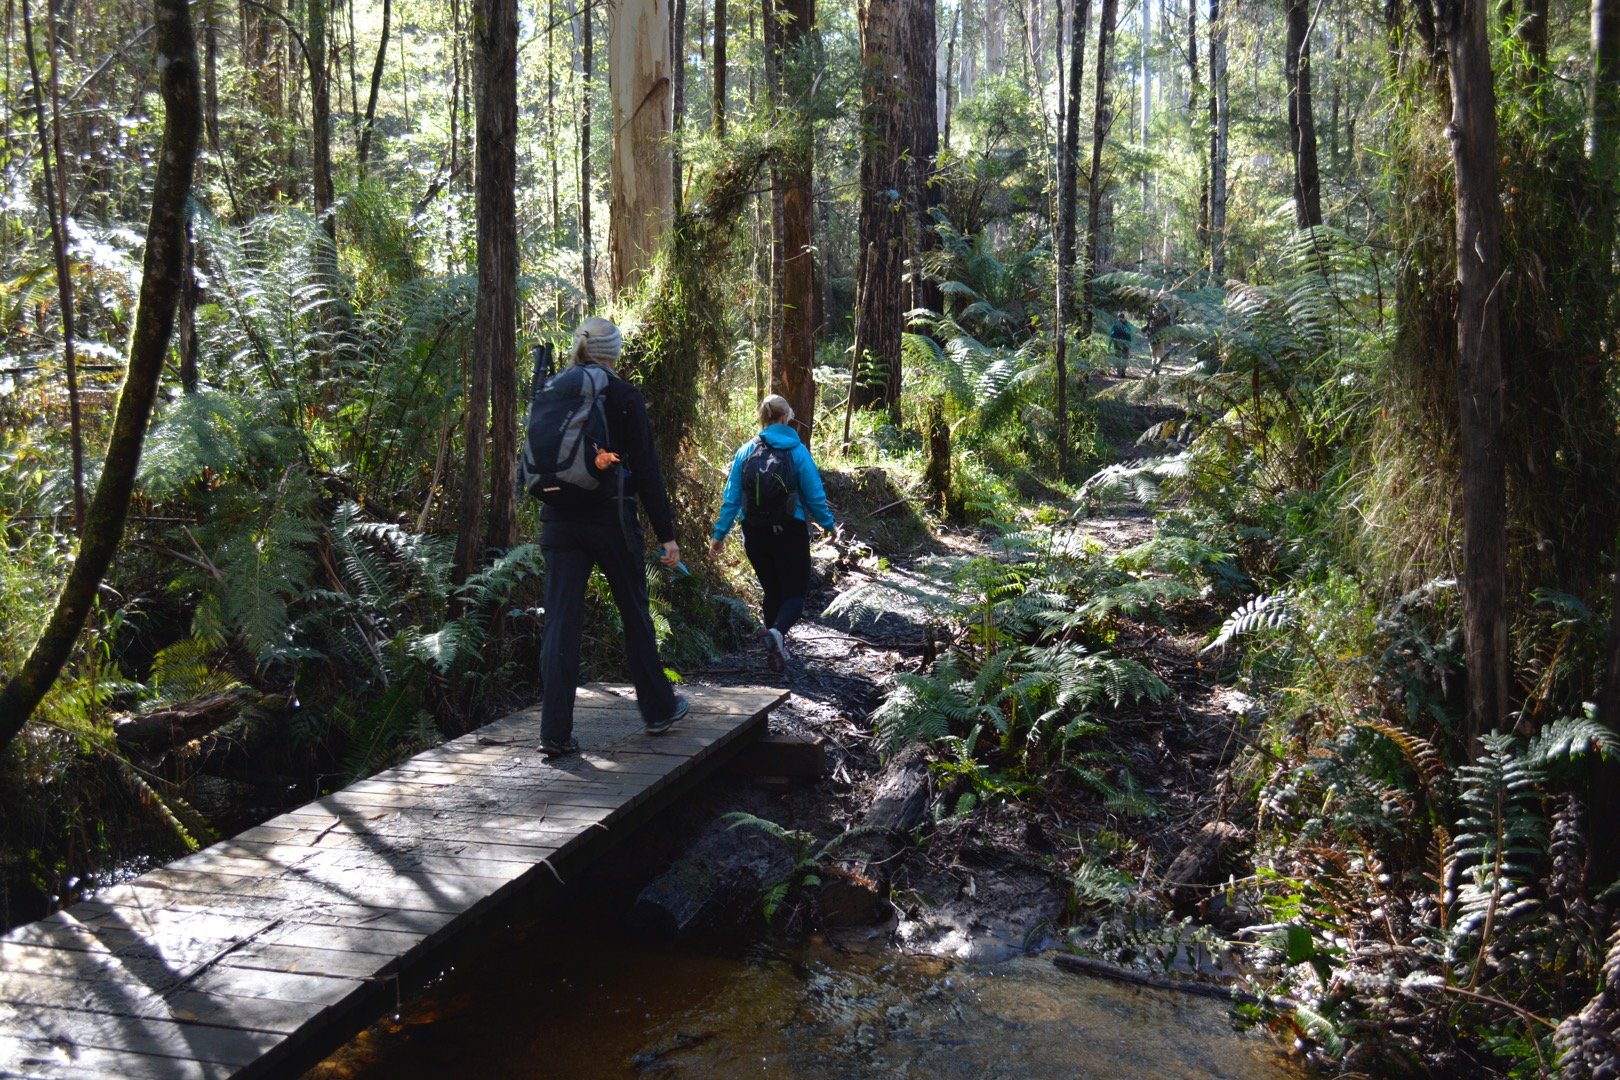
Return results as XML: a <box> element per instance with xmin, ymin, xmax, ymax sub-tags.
<box><xmin>540</xmin><ymin>366</ymin><xmax>676</xmax><ymax>544</ymax></box>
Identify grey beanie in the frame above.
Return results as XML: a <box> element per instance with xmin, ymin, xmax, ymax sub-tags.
<box><xmin>575</xmin><ymin>317</ymin><xmax>623</xmax><ymax>364</ymax></box>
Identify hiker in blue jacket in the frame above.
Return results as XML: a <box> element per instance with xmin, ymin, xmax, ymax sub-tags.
<box><xmin>709</xmin><ymin>395</ymin><xmax>836</xmax><ymax>672</ymax></box>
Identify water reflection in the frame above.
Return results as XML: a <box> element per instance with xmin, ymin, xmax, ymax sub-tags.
<box><xmin>312</xmin><ymin>927</ymin><xmax>1302</xmax><ymax>1079</ymax></box>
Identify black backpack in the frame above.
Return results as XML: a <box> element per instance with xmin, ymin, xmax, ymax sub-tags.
<box><xmin>742</xmin><ymin>437</ymin><xmax>799</xmax><ymax>528</ymax></box>
<box><xmin>518</xmin><ymin>345</ymin><xmax>622</xmax><ymax>506</ymax></box>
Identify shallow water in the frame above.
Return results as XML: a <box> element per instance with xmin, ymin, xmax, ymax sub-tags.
<box><xmin>310</xmin><ymin>926</ymin><xmax>1304</xmax><ymax>1079</ymax></box>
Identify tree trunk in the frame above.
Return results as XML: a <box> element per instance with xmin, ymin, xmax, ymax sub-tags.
<box><xmin>549</xmin><ymin>0</ymin><xmax>561</xmax><ymax>239</ymax></box>
<box><xmin>308</xmin><ymin>0</ymin><xmax>335</xmax><ymax>240</ymax></box>
<box><xmin>1446</xmin><ymin>0</ymin><xmax>1508</xmax><ymax>749</ymax></box>
<box><xmin>713</xmin><ymin>0</ymin><xmax>727</xmax><ymax>135</ymax></box>
<box><xmin>1140</xmin><ymin>0</ymin><xmax>1152</xmax><ymax>260</ymax></box>
<box><xmin>608</xmin><ymin>0</ymin><xmax>674</xmax><ymax>293</ymax></box>
<box><xmin>1055</xmin><ymin>0</ymin><xmax>1091</xmax><ymax>473</ymax></box>
<box><xmin>776</xmin><ymin>0</ymin><xmax>818</xmax><ymax>440</ymax></box>
<box><xmin>1208</xmin><ymin>0</ymin><xmax>1227</xmax><ymax>277</ymax></box>
<box><xmin>672</xmin><ymin>0</ymin><xmax>687</xmax><ymax>212</ymax></box>
<box><xmin>1284</xmin><ymin>0</ymin><xmax>1322</xmax><ymax>227</ymax></box>
<box><xmin>911</xmin><ymin>0</ymin><xmax>942</xmax><ymax>319</ymax></box>
<box><xmin>1081</xmin><ymin>0</ymin><xmax>1117</xmax><ymax>317</ymax></box>
<box><xmin>987</xmin><ymin>0</ymin><xmax>1006</xmax><ymax>76</ymax></box>
<box><xmin>1593</xmin><ymin>0</ymin><xmax>1620</xmax><ymax>171</ymax></box>
<box><xmin>22</xmin><ymin>0</ymin><xmax>82</xmax><ymax>528</ymax></box>
<box><xmin>473</xmin><ymin>0</ymin><xmax>520</xmax><ymax>567</ymax></box>
<box><xmin>358</xmin><ymin>0</ymin><xmax>390</xmax><ymax>174</ymax></box>
<box><xmin>852</xmin><ymin>0</ymin><xmax>916</xmax><ymax>419</ymax></box>
<box><xmin>0</xmin><ymin>0</ymin><xmax>200</xmax><ymax>750</ymax></box>
<box><xmin>764</xmin><ymin>0</ymin><xmax>785</xmax><ymax>376</ymax></box>
<box><xmin>943</xmin><ymin>3</ymin><xmax>958</xmax><ymax>151</ymax></box>
<box><xmin>579</xmin><ymin>0</ymin><xmax>597</xmax><ymax>307</ymax></box>
<box><xmin>1518</xmin><ymin>0</ymin><xmax>1548</xmax><ymax>70</ymax></box>
<box><xmin>178</xmin><ymin>211</ymin><xmax>200</xmax><ymax>393</ymax></box>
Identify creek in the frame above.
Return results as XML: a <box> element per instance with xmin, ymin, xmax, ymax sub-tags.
<box><xmin>309</xmin><ymin>918</ymin><xmax>1304</xmax><ymax>1079</ymax></box>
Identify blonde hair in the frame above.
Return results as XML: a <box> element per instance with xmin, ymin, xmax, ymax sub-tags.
<box><xmin>572</xmin><ymin>316</ymin><xmax>623</xmax><ymax>366</ymax></box>
<box><xmin>758</xmin><ymin>394</ymin><xmax>794</xmax><ymax>427</ymax></box>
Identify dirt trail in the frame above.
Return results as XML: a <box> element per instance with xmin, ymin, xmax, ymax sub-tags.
<box><xmin>649</xmin><ymin>479</ymin><xmax>1259</xmax><ymax>966</ymax></box>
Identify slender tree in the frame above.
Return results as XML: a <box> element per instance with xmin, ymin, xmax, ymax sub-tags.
<box><xmin>1444</xmin><ymin>0</ymin><xmax>1507</xmax><ymax>747</ymax></box>
<box><xmin>1284</xmin><ymin>0</ymin><xmax>1322</xmax><ymax>227</ymax></box>
<box><xmin>465</xmin><ymin>0</ymin><xmax>520</xmax><ymax>576</ymax></box>
<box><xmin>358</xmin><ymin>0</ymin><xmax>391</xmax><ymax>173</ymax></box>
<box><xmin>308</xmin><ymin>0</ymin><xmax>335</xmax><ymax>240</ymax></box>
<box><xmin>1208</xmin><ymin>0</ymin><xmax>1227</xmax><ymax>276</ymax></box>
<box><xmin>21</xmin><ymin>0</ymin><xmax>82</xmax><ymax>528</ymax></box>
<box><xmin>1594</xmin><ymin>0</ymin><xmax>1620</xmax><ymax>171</ymax></box>
<box><xmin>0</xmin><ymin>0</ymin><xmax>201</xmax><ymax>749</ymax></box>
<box><xmin>1055</xmin><ymin>0</ymin><xmax>1092</xmax><ymax>473</ymax></box>
<box><xmin>713</xmin><ymin>0</ymin><xmax>728</xmax><ymax>135</ymax></box>
<box><xmin>579</xmin><ymin>0</ymin><xmax>598</xmax><ymax>306</ymax></box>
<box><xmin>673</xmin><ymin>0</ymin><xmax>688</xmax><ymax>211</ymax></box>
<box><xmin>910</xmin><ymin>0</ymin><xmax>942</xmax><ymax>318</ymax></box>
<box><xmin>1081</xmin><ymin>0</ymin><xmax>1118</xmax><ymax>316</ymax></box>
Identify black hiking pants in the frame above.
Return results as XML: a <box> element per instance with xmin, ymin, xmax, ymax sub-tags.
<box><xmin>742</xmin><ymin>517</ymin><xmax>811</xmax><ymax>636</ymax></box>
<box><xmin>540</xmin><ymin>516</ymin><xmax>677</xmax><ymax>742</ymax></box>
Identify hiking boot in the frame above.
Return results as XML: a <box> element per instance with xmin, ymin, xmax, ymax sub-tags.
<box><xmin>539</xmin><ymin>735</ymin><xmax>580</xmax><ymax>758</ymax></box>
<box><xmin>645</xmin><ymin>693</ymin><xmax>689</xmax><ymax>735</ymax></box>
<box><xmin>763</xmin><ymin>627</ymin><xmax>789</xmax><ymax>673</ymax></box>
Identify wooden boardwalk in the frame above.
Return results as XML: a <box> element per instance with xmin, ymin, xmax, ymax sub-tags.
<box><xmin>0</xmin><ymin>684</ymin><xmax>786</xmax><ymax>1079</ymax></box>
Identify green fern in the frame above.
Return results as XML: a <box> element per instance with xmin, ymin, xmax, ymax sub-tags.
<box><xmin>145</xmin><ymin>637</ymin><xmax>241</xmax><ymax>706</ymax></box>
<box><xmin>1525</xmin><ymin>706</ymin><xmax>1619</xmax><ymax>767</ymax></box>
<box><xmin>1203</xmin><ymin>593</ymin><xmax>1294</xmax><ymax>654</ymax></box>
<box><xmin>1445</xmin><ymin>733</ymin><xmax>1548</xmax><ymax>969</ymax></box>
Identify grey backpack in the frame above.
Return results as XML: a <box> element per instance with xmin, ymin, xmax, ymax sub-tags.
<box><xmin>518</xmin><ymin>352</ymin><xmax>620</xmax><ymax>506</ymax></box>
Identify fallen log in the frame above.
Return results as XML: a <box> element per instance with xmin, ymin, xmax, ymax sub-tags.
<box><xmin>1052</xmin><ymin>953</ymin><xmax>1296</xmax><ymax>1009</ymax></box>
<box><xmin>629</xmin><ymin>816</ymin><xmax>798</xmax><ymax>938</ymax></box>
<box><xmin>820</xmin><ymin>748</ymin><xmax>932</xmax><ymax>926</ymax></box>
<box><xmin>113</xmin><ymin>688</ymin><xmax>252</xmax><ymax>755</ymax></box>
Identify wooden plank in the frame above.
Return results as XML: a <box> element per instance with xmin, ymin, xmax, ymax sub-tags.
<box><xmin>217</xmin><ymin>830</ymin><xmax>562</xmax><ymax>871</ymax></box>
<box><xmin>0</xmin><ymin>970</ymin><xmax>332</xmax><ymax>1035</ymax></box>
<box><xmin>0</xmin><ymin>999</ymin><xmax>284</xmax><ymax>1069</ymax></box>
<box><xmin>0</xmin><ymin>1035</ymin><xmax>233</xmax><ymax>1079</ymax></box>
<box><xmin>0</xmin><ymin>939</ymin><xmax>364</xmax><ymax>1016</ymax></box>
<box><xmin>12</xmin><ymin>915</ymin><xmax>410</xmax><ymax>982</ymax></box>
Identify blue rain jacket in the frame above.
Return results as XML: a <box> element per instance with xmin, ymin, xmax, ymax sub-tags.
<box><xmin>712</xmin><ymin>424</ymin><xmax>836</xmax><ymax>540</ymax></box>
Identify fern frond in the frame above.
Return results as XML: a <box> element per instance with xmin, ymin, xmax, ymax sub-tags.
<box><xmin>1203</xmin><ymin>593</ymin><xmax>1293</xmax><ymax>654</ymax></box>
<box><xmin>1525</xmin><ymin>706</ymin><xmax>1618</xmax><ymax>766</ymax></box>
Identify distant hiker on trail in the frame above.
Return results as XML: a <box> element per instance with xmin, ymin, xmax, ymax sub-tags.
<box><xmin>529</xmin><ymin>316</ymin><xmax>687</xmax><ymax>757</ymax></box>
<box><xmin>1109</xmin><ymin>313</ymin><xmax>1134</xmax><ymax>377</ymax></box>
<box><xmin>709</xmin><ymin>395</ymin><xmax>837</xmax><ymax>673</ymax></box>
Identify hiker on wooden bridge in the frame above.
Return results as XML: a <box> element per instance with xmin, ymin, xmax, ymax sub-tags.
<box><xmin>529</xmin><ymin>317</ymin><xmax>689</xmax><ymax>757</ymax></box>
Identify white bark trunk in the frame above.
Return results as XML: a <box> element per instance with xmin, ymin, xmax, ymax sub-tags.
<box><xmin>609</xmin><ymin>0</ymin><xmax>674</xmax><ymax>294</ymax></box>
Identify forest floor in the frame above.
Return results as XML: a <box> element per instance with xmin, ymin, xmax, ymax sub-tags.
<box><xmin>584</xmin><ymin>388</ymin><xmax>1265</xmax><ymax>980</ymax></box>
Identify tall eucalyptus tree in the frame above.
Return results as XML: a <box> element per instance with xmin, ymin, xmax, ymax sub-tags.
<box><xmin>608</xmin><ymin>0</ymin><xmax>675</xmax><ymax>292</ymax></box>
